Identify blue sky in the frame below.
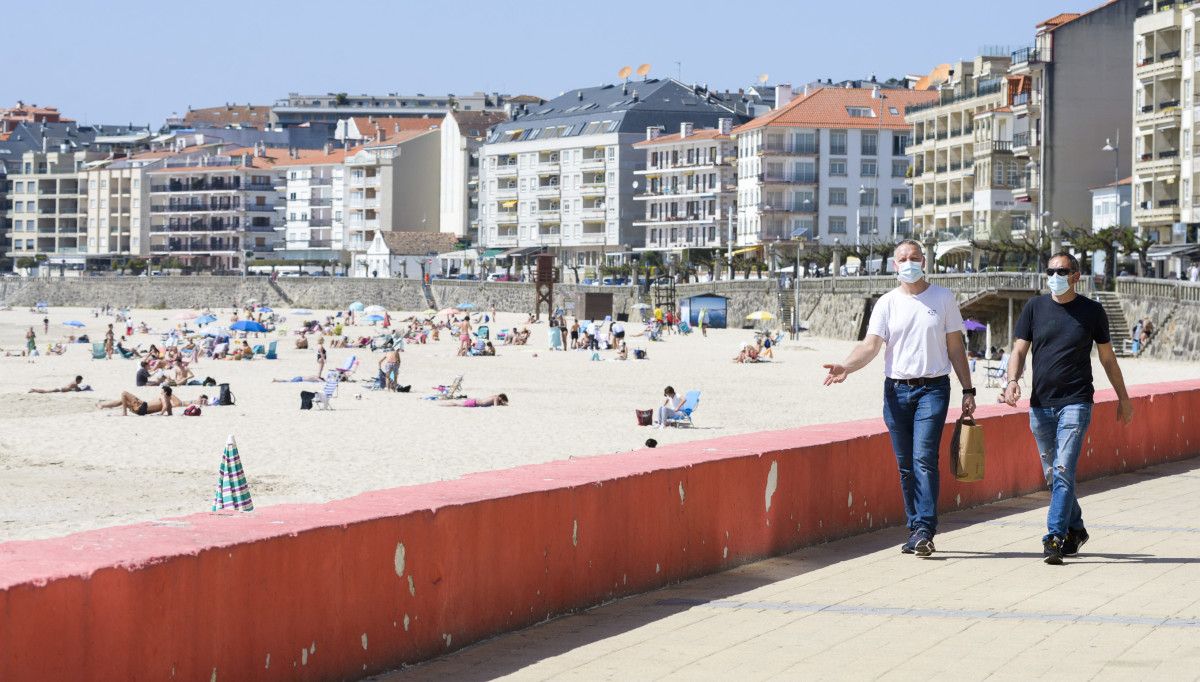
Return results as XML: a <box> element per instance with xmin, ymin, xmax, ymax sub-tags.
<box><xmin>7</xmin><ymin>0</ymin><xmax>1088</xmax><ymax>125</ymax></box>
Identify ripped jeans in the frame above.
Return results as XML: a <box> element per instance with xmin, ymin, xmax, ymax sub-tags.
<box><xmin>1028</xmin><ymin>403</ymin><xmax>1093</xmax><ymax>540</ymax></box>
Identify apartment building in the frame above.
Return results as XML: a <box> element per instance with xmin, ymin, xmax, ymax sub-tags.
<box><xmin>4</xmin><ymin>147</ymin><xmax>104</xmax><ymax>267</ymax></box>
<box><xmin>733</xmin><ymin>85</ymin><xmax>935</xmax><ymax>251</ymax></box>
<box><xmin>631</xmin><ymin>120</ymin><xmax>736</xmax><ymax>253</ymax></box>
<box><xmin>272</xmin><ymin>146</ymin><xmax>353</xmax><ymax>261</ymax></box>
<box><xmin>906</xmin><ymin>56</ymin><xmax>1015</xmax><ymax>255</ymax></box>
<box><xmin>344</xmin><ymin>129</ymin><xmax>442</xmax><ymax>276</ymax></box>
<box><xmin>273</xmin><ymin>92</ymin><xmax>513</xmax><ymax>127</ymax></box>
<box><xmin>146</xmin><ymin>144</ymin><xmax>283</xmax><ymax>272</ymax></box>
<box><xmin>81</xmin><ymin>153</ymin><xmax>164</xmax><ymax>262</ymax></box>
<box><xmin>477</xmin><ymin>79</ymin><xmax>743</xmax><ymax>266</ymax></box>
<box><xmin>440</xmin><ymin>110</ymin><xmax>507</xmax><ymax>241</ymax></box>
<box><xmin>1134</xmin><ymin>0</ymin><xmax>1200</xmax><ymax>273</ymax></box>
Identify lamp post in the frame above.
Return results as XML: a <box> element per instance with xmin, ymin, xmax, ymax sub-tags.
<box><xmin>1102</xmin><ymin>133</ymin><xmax>1120</xmax><ymax>186</ymax></box>
<box><xmin>726</xmin><ymin>200</ymin><xmax>735</xmax><ymax>281</ymax></box>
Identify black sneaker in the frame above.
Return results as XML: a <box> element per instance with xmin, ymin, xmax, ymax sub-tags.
<box><xmin>1043</xmin><ymin>535</ymin><xmax>1065</xmax><ymax>565</ymax></box>
<box><xmin>901</xmin><ymin>530</ymin><xmax>918</xmax><ymax>554</ymax></box>
<box><xmin>1063</xmin><ymin>527</ymin><xmax>1089</xmax><ymax>556</ymax></box>
<box><xmin>913</xmin><ymin>529</ymin><xmax>935</xmax><ymax>557</ymax></box>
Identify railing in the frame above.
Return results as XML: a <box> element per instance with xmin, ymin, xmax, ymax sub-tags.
<box><xmin>1160</xmin><ymin>50</ymin><xmax>1182</xmax><ymax>61</ymax></box>
<box><xmin>150</xmin><ymin>183</ymin><xmax>241</xmax><ymax>193</ymax></box>
<box><xmin>1013</xmin><ymin>132</ymin><xmax>1030</xmax><ymax>148</ymax></box>
<box><xmin>760</xmin><ymin>141</ymin><xmax>819</xmax><ymax>155</ymax></box>
<box><xmin>794</xmin><ymin>271</ymin><xmax>1049</xmax><ymax>295</ymax></box>
<box><xmin>1116</xmin><ymin>277</ymin><xmax>1200</xmax><ymax>302</ymax></box>
<box><xmin>246</xmin><ymin>205</ymin><xmax>277</xmax><ymax>212</ymax></box>
<box><xmin>152</xmin><ymin>204</ymin><xmax>240</xmax><ymax>213</ymax></box>
<box><xmin>1160</xmin><ymin>99</ymin><xmax>1181</xmax><ymax>109</ymax></box>
<box><xmin>1159</xmin><ymin>149</ymin><xmax>1180</xmax><ymax>159</ymax></box>
<box><xmin>245</xmin><ymin>182</ymin><xmax>275</xmax><ymax>191</ymax></box>
<box><xmin>987</xmin><ymin>141</ymin><xmax>1012</xmax><ymax>153</ymax></box>
<box><xmin>309</xmin><ymin>177</ymin><xmax>333</xmax><ymax>186</ymax></box>
<box><xmin>904</xmin><ymin>78</ymin><xmax>1003</xmax><ymax>115</ymax></box>
<box><xmin>309</xmin><ymin>198</ymin><xmax>332</xmax><ymax>206</ymax></box>
<box><xmin>1010</xmin><ymin>46</ymin><xmax>1041</xmax><ymax>64</ymax></box>
<box><xmin>759</xmin><ymin>173</ymin><xmax>818</xmax><ymax>184</ymax></box>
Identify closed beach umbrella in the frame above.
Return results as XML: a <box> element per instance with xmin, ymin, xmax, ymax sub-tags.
<box><xmin>746</xmin><ymin>311</ymin><xmax>775</xmax><ymax>321</ymax></box>
<box><xmin>229</xmin><ymin>320</ymin><xmax>267</xmax><ymax>333</ymax></box>
<box><xmin>212</xmin><ymin>435</ymin><xmax>254</xmax><ymax>512</ymax></box>
<box><xmin>364</xmin><ymin>305</ymin><xmax>386</xmax><ymax>314</ymax></box>
<box><xmin>348</xmin><ymin>301</ymin><xmax>365</xmax><ymax>312</ymax></box>
<box><xmin>64</xmin><ymin>320</ymin><xmax>86</xmax><ymax>328</ymax></box>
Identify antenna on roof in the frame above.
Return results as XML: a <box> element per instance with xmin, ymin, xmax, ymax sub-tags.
<box><xmin>637</xmin><ymin>63</ymin><xmax>651</xmax><ymax>80</ymax></box>
<box><xmin>758</xmin><ymin>73</ymin><xmax>769</xmax><ymax>85</ymax></box>
<box><xmin>618</xmin><ymin>66</ymin><xmax>633</xmax><ymax>81</ymax></box>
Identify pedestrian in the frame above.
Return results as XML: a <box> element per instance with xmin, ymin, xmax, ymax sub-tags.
<box><xmin>1003</xmin><ymin>252</ymin><xmax>1134</xmax><ymax>565</ymax></box>
<box><xmin>43</xmin><ymin>317</ymin><xmax>49</xmax><ymax>334</ymax></box>
<box><xmin>822</xmin><ymin>239</ymin><xmax>975</xmax><ymax>557</ymax></box>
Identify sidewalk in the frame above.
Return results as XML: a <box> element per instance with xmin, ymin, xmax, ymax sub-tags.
<box><xmin>377</xmin><ymin>458</ymin><xmax>1200</xmax><ymax>681</ymax></box>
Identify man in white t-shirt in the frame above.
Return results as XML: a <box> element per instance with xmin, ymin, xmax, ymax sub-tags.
<box><xmin>823</xmin><ymin>240</ymin><xmax>975</xmax><ymax>557</ymax></box>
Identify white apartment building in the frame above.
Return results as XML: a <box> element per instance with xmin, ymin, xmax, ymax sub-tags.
<box><xmin>82</xmin><ymin>152</ymin><xmax>169</xmax><ymax>262</ymax></box>
<box><xmin>477</xmin><ymin>79</ymin><xmax>742</xmax><ymax>266</ymax></box>
<box><xmin>1134</xmin><ymin>0</ymin><xmax>1200</xmax><ymax>273</ymax></box>
<box><xmin>273</xmin><ymin>147</ymin><xmax>351</xmax><ymax>261</ymax></box>
<box><xmin>4</xmin><ymin>148</ymin><xmax>104</xmax><ymax>267</ymax></box>
<box><xmin>733</xmin><ymin>84</ymin><xmax>934</xmax><ymax>251</ymax></box>
<box><xmin>146</xmin><ymin>145</ymin><xmax>283</xmax><ymax>272</ymax></box>
<box><xmin>632</xmin><ymin>120</ymin><xmax>735</xmax><ymax>253</ymax></box>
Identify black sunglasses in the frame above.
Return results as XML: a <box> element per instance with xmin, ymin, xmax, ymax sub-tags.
<box><xmin>1045</xmin><ymin>267</ymin><xmax>1075</xmax><ymax>276</ymax></box>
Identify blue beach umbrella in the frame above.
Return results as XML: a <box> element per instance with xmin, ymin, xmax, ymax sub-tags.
<box><xmin>457</xmin><ymin>302</ymin><xmax>476</xmax><ymax>310</ymax></box>
<box><xmin>63</xmin><ymin>320</ymin><xmax>85</xmax><ymax>328</ymax></box>
<box><xmin>196</xmin><ymin>314</ymin><xmax>218</xmax><ymax>326</ymax></box>
<box><xmin>348</xmin><ymin>301</ymin><xmax>365</xmax><ymax>312</ymax></box>
<box><xmin>229</xmin><ymin>320</ymin><xmax>267</xmax><ymax>333</ymax></box>
<box><xmin>365</xmin><ymin>314</ymin><xmax>385</xmax><ymax>322</ymax></box>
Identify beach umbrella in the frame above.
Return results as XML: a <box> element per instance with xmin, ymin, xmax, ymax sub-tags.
<box><xmin>964</xmin><ymin>319</ymin><xmax>987</xmax><ymax>332</ymax></box>
<box><xmin>365</xmin><ymin>314</ymin><xmax>385</xmax><ymax>322</ymax></box>
<box><xmin>175</xmin><ymin>311</ymin><xmax>199</xmax><ymax>320</ymax></box>
<box><xmin>257</xmin><ymin>306</ymin><xmax>273</xmax><ymax>313</ymax></box>
<box><xmin>457</xmin><ymin>302</ymin><xmax>476</xmax><ymax>310</ymax></box>
<box><xmin>364</xmin><ymin>305</ymin><xmax>386</xmax><ymax>314</ymax></box>
<box><xmin>196</xmin><ymin>314</ymin><xmax>218</xmax><ymax>326</ymax></box>
<box><xmin>212</xmin><ymin>435</ymin><xmax>254</xmax><ymax>512</ymax></box>
<box><xmin>63</xmin><ymin>320</ymin><xmax>86</xmax><ymax>328</ymax></box>
<box><xmin>348</xmin><ymin>301</ymin><xmax>365</xmax><ymax>312</ymax></box>
<box><xmin>746</xmin><ymin>311</ymin><xmax>775</xmax><ymax>321</ymax></box>
<box><xmin>229</xmin><ymin>320</ymin><xmax>267</xmax><ymax>333</ymax></box>
<box><xmin>290</xmin><ymin>308</ymin><xmax>313</xmax><ymax>315</ymax></box>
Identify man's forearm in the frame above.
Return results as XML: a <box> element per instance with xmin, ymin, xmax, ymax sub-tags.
<box><xmin>1006</xmin><ymin>354</ymin><xmax>1025</xmax><ymax>383</ymax></box>
<box><xmin>949</xmin><ymin>352</ymin><xmax>972</xmax><ymax>389</ymax></box>
<box><xmin>842</xmin><ymin>342</ymin><xmax>879</xmax><ymax>374</ymax></box>
<box><xmin>1101</xmin><ymin>359</ymin><xmax>1131</xmax><ymax>401</ymax></box>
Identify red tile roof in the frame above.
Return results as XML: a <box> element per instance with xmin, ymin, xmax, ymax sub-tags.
<box><xmin>272</xmin><ymin>146</ymin><xmax>361</xmax><ymax>167</ymax></box>
<box><xmin>733</xmin><ymin>87</ymin><xmax>938</xmax><ymax>134</ymax></box>
<box><xmin>633</xmin><ymin>128</ymin><xmax>730</xmax><ymax>147</ymax></box>
<box><xmin>183</xmin><ymin>105</ymin><xmax>271</xmax><ymax>129</ymax></box>
<box><xmin>350</xmin><ymin>116</ymin><xmax>441</xmax><ymax>140</ymax></box>
<box><xmin>1039</xmin><ymin>12</ymin><xmax>1081</xmax><ymax>28</ymax></box>
<box><xmin>360</xmin><ymin>128</ymin><xmax>437</xmax><ymax>148</ymax></box>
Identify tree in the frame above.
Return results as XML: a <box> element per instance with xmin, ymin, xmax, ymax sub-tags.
<box><xmin>16</xmin><ymin>257</ymin><xmax>35</xmax><ymax>270</ymax></box>
<box><xmin>334</xmin><ymin>93</ymin><xmax>349</xmax><ymax>105</ymax></box>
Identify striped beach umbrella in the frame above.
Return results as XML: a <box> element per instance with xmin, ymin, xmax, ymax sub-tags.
<box><xmin>212</xmin><ymin>435</ymin><xmax>254</xmax><ymax>512</ymax></box>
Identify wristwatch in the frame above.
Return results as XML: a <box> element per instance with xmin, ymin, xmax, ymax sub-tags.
<box><xmin>962</xmin><ymin>388</ymin><xmax>977</xmax><ymax>396</ymax></box>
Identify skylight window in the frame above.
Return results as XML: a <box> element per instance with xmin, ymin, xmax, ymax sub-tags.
<box><xmin>847</xmin><ymin>107</ymin><xmax>876</xmax><ymax>118</ymax></box>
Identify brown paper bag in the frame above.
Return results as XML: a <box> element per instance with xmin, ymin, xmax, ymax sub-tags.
<box><xmin>951</xmin><ymin>417</ymin><xmax>985</xmax><ymax>482</ymax></box>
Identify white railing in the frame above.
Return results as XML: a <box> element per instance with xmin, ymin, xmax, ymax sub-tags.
<box><xmin>1116</xmin><ymin>277</ymin><xmax>1200</xmax><ymax>302</ymax></box>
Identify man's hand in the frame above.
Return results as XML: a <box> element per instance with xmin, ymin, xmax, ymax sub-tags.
<box><xmin>823</xmin><ymin>363</ymin><xmax>849</xmax><ymax>385</ymax></box>
<box><xmin>962</xmin><ymin>394</ymin><xmax>976</xmax><ymax>418</ymax></box>
<box><xmin>1117</xmin><ymin>399</ymin><xmax>1134</xmax><ymax>424</ymax></box>
<box><xmin>1001</xmin><ymin>381</ymin><xmax>1021</xmax><ymax>406</ymax></box>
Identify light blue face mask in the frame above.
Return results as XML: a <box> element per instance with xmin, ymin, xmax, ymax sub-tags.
<box><xmin>1047</xmin><ymin>273</ymin><xmax>1071</xmax><ymax>295</ymax></box>
<box><xmin>896</xmin><ymin>260</ymin><xmax>925</xmax><ymax>284</ymax></box>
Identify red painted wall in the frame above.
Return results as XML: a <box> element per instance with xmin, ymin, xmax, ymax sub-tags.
<box><xmin>2</xmin><ymin>380</ymin><xmax>1198</xmax><ymax>681</ymax></box>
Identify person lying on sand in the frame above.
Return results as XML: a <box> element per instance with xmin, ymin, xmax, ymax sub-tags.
<box><xmin>272</xmin><ymin>375</ymin><xmax>324</xmax><ymax>383</ymax></box>
<box><xmin>29</xmin><ymin>375</ymin><xmax>87</xmax><ymax>393</ymax></box>
<box><xmin>439</xmin><ymin>393</ymin><xmax>509</xmax><ymax>407</ymax></box>
<box><xmin>97</xmin><ymin>385</ymin><xmax>182</xmax><ymax>416</ymax></box>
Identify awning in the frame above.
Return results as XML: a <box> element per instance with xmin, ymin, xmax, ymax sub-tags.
<box><xmin>439</xmin><ymin>248</ymin><xmax>479</xmax><ymax>261</ymax></box>
<box><xmin>730</xmin><ymin>245</ymin><xmax>762</xmax><ymax>256</ymax></box>
<box><xmin>481</xmin><ymin>248</ymin><xmax>505</xmax><ymax>259</ymax></box>
<box><xmin>502</xmin><ymin>200</ymin><xmax>517</xmax><ymax>208</ymax></box>
<box><xmin>934</xmin><ymin>239</ymin><xmax>972</xmax><ymax>261</ymax></box>
<box><xmin>501</xmin><ymin>246</ymin><xmax>541</xmax><ymax>258</ymax></box>
<box><xmin>1148</xmin><ymin>243</ymin><xmax>1200</xmax><ymax>260</ymax></box>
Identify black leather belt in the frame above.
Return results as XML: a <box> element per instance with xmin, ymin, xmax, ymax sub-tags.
<box><xmin>887</xmin><ymin>375</ymin><xmax>949</xmax><ymax>387</ymax></box>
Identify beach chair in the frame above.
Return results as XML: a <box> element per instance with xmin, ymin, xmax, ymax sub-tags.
<box><xmin>983</xmin><ymin>362</ymin><xmax>1007</xmax><ymax>388</ymax></box>
<box><xmin>334</xmin><ymin>355</ymin><xmax>359</xmax><ymax>380</ymax></box>
<box><xmin>666</xmin><ymin>390</ymin><xmax>701</xmax><ymax>428</ymax></box>
<box><xmin>91</xmin><ymin>342</ymin><xmax>106</xmax><ymax>360</ymax></box>
<box><xmin>548</xmin><ymin>327</ymin><xmax>563</xmax><ymax>350</ymax></box>
<box><xmin>314</xmin><ymin>372</ymin><xmax>339</xmax><ymax>409</ymax></box>
<box><xmin>772</xmin><ymin>331</ymin><xmax>785</xmax><ymax>346</ymax></box>
<box><xmin>678</xmin><ymin>321</ymin><xmax>692</xmax><ymax>335</ymax></box>
<box><xmin>264</xmin><ymin>340</ymin><xmax>278</xmax><ymax>360</ymax></box>
<box><xmin>435</xmin><ymin>375</ymin><xmax>465</xmax><ymax>400</ymax></box>
<box><xmin>476</xmin><ymin>325</ymin><xmax>489</xmax><ymax>340</ymax></box>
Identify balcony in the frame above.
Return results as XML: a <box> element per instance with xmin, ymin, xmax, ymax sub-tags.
<box><xmin>150</xmin><ymin>181</ymin><xmax>241</xmax><ymax>193</ymax></box>
<box><xmin>309</xmin><ymin>197</ymin><xmax>332</xmax><ymax>207</ymax></box>
<box><xmin>759</xmin><ymin>141</ymin><xmax>819</xmax><ymax>156</ymax></box>
<box><xmin>976</xmin><ymin>140</ymin><xmax>1012</xmax><ymax>155</ymax></box>
<box><xmin>245</xmin><ymin>182</ymin><xmax>275</xmax><ymax>191</ymax></box>
<box><xmin>495</xmin><ymin>211</ymin><xmax>518</xmax><ymax>224</ymax></box>
<box><xmin>1136</xmin><ymin>149</ymin><xmax>1182</xmax><ymax>172</ymax></box>
<box><xmin>1134</xmin><ymin>199</ymin><xmax>1181</xmax><ymax>221</ymax></box>
<box><xmin>580</xmin><ymin>156</ymin><xmax>605</xmax><ymax>169</ymax></box>
<box><xmin>152</xmin><ymin>204</ymin><xmax>239</xmax><ymax>213</ymax></box>
<box><xmin>309</xmin><ymin>177</ymin><xmax>333</xmax><ymax>186</ymax></box>
<box><xmin>1136</xmin><ymin>50</ymin><xmax>1182</xmax><ymax>79</ymax></box>
<box><xmin>761</xmin><ymin>202</ymin><xmax>818</xmax><ymax>214</ymax></box>
<box><xmin>1010</xmin><ymin>46</ymin><xmax>1042</xmax><ymax>67</ymax></box>
<box><xmin>758</xmin><ymin>173</ymin><xmax>817</xmax><ymax>185</ymax></box>
<box><xmin>246</xmin><ymin>204</ymin><xmax>277</xmax><ymax>213</ymax></box>
<box><xmin>494</xmin><ymin>186</ymin><xmax>518</xmax><ymax>198</ymax></box>
<box><xmin>581</xmin><ymin>182</ymin><xmax>606</xmax><ymax>195</ymax></box>
<box><xmin>1012</xmin><ymin>131</ymin><xmax>1032</xmax><ymax>151</ymax></box>
<box><xmin>493</xmin><ymin>163</ymin><xmax>518</xmax><ymax>176</ymax></box>
<box><xmin>535</xmin><ymin>184</ymin><xmax>561</xmax><ymax>196</ymax></box>
<box><xmin>580</xmin><ymin>208</ymin><xmax>606</xmax><ymax>220</ymax></box>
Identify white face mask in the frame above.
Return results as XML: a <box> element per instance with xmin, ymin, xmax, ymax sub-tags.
<box><xmin>896</xmin><ymin>260</ymin><xmax>925</xmax><ymax>284</ymax></box>
<box><xmin>1047</xmin><ymin>273</ymin><xmax>1071</xmax><ymax>295</ymax></box>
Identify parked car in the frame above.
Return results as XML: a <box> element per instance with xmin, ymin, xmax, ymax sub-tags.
<box><xmin>487</xmin><ymin>273</ymin><xmax>514</xmax><ymax>282</ymax></box>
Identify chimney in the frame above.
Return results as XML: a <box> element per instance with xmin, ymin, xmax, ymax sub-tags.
<box><xmin>622</xmin><ymin>82</ymin><xmax>628</xmax><ymax>96</ymax></box>
<box><xmin>646</xmin><ymin>126</ymin><xmax>664</xmax><ymax>141</ymax></box>
<box><xmin>680</xmin><ymin>122</ymin><xmax>694</xmax><ymax>139</ymax></box>
<box><xmin>241</xmin><ymin>153</ymin><xmax>251</xmax><ymax>167</ymax></box>
<box><xmin>323</xmin><ymin>141</ymin><xmax>331</xmax><ymax>155</ymax></box>
<box><xmin>774</xmin><ymin>84</ymin><xmax>793</xmax><ymax>110</ymax></box>
<box><xmin>717</xmin><ymin>118</ymin><xmax>732</xmax><ymax>135</ymax></box>
<box><xmin>42</xmin><ymin>136</ymin><xmax>48</xmax><ymax>153</ymax></box>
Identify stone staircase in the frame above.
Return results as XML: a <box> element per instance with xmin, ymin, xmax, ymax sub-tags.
<box><xmin>777</xmin><ymin>287</ymin><xmax>796</xmax><ymax>333</ymax></box>
<box><xmin>1092</xmin><ymin>291</ymin><xmax>1132</xmax><ymax>356</ymax></box>
<box><xmin>267</xmin><ymin>279</ymin><xmax>294</xmax><ymax>306</ymax></box>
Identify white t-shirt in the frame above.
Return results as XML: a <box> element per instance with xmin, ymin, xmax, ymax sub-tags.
<box><xmin>866</xmin><ymin>284</ymin><xmax>964</xmax><ymax>380</ymax></box>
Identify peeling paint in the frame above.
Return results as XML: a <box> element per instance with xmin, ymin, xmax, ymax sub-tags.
<box><xmin>310</xmin><ymin>642</ymin><xmax>316</xmax><ymax>655</ymax></box>
<box><xmin>442</xmin><ymin>633</ymin><xmax>453</xmax><ymax>647</ymax></box>
<box><xmin>847</xmin><ymin>491</ymin><xmax>853</xmax><ymax>508</ymax></box>
<box><xmin>394</xmin><ymin>543</ymin><xmax>406</xmax><ymax>577</ymax></box>
<box><xmin>265</xmin><ymin>654</ymin><xmax>270</xmax><ymax>670</ymax></box>
<box><xmin>301</xmin><ymin>649</ymin><xmax>308</xmax><ymax>666</ymax></box>
<box><xmin>955</xmin><ymin>493</ymin><xmax>961</xmax><ymax>507</ymax></box>
<box><xmin>572</xmin><ymin>519</ymin><xmax>579</xmax><ymax>547</ymax></box>
<box><xmin>764</xmin><ymin>461</ymin><xmax>779</xmax><ymax>513</ymax></box>
<box><xmin>403</xmin><ymin>614</ymin><xmax>411</xmax><ymax>631</ymax></box>
<box><xmin>723</xmin><ymin>546</ymin><xmax>729</xmax><ymax>559</ymax></box>
<box><xmin>407</xmin><ymin>575</ymin><xmax>416</xmax><ymax>596</ymax></box>
<box><xmin>361</xmin><ymin>633</ymin><xmax>368</xmax><ymax>650</ymax></box>
<box><xmin>678</xmin><ymin>482</ymin><xmax>685</xmax><ymax>504</ymax></box>
<box><xmin>210</xmin><ymin>668</ymin><xmax>217</xmax><ymax>682</ymax></box>
<box><xmin>655</xmin><ymin>563</ymin><xmax>661</xmax><ymax>573</ymax></box>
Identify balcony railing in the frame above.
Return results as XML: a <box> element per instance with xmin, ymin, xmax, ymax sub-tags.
<box><xmin>1013</xmin><ymin>132</ymin><xmax>1030</xmax><ymax>148</ymax></box>
<box><xmin>1160</xmin><ymin>99</ymin><xmax>1182</xmax><ymax>110</ymax></box>
<box><xmin>309</xmin><ymin>197</ymin><xmax>332</xmax><ymax>206</ymax></box>
<box><xmin>760</xmin><ymin>141</ymin><xmax>819</xmax><ymax>155</ymax></box>
<box><xmin>1010</xmin><ymin>46</ymin><xmax>1041</xmax><ymax>64</ymax></box>
<box><xmin>246</xmin><ymin>204</ymin><xmax>277</xmax><ymax>212</ymax></box>
<box><xmin>905</xmin><ymin>78</ymin><xmax>1003</xmax><ymax>115</ymax></box>
<box><xmin>1159</xmin><ymin>149</ymin><xmax>1180</xmax><ymax>159</ymax></box>
<box><xmin>758</xmin><ymin>173</ymin><xmax>818</xmax><ymax>184</ymax></box>
<box><xmin>152</xmin><ymin>204</ymin><xmax>240</xmax><ymax>213</ymax></box>
<box><xmin>1160</xmin><ymin>50</ymin><xmax>1181</xmax><ymax>61</ymax></box>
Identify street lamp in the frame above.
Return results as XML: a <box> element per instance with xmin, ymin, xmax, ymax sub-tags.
<box><xmin>855</xmin><ymin>185</ymin><xmax>868</xmax><ymax>248</ymax></box>
<box><xmin>1102</xmin><ymin>133</ymin><xmax>1120</xmax><ymax>186</ymax></box>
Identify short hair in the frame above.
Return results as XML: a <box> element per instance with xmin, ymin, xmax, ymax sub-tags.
<box><xmin>1048</xmin><ymin>252</ymin><xmax>1080</xmax><ymax>272</ymax></box>
<box><xmin>894</xmin><ymin>239</ymin><xmax>924</xmax><ymax>256</ymax></box>
<box><xmin>162</xmin><ymin>386</ymin><xmax>172</xmax><ymax>396</ymax></box>
<box><xmin>664</xmin><ymin>386</ymin><xmax>676</xmax><ymax>396</ymax></box>
<box><xmin>75</xmin><ymin>376</ymin><xmax>83</xmax><ymax>382</ymax></box>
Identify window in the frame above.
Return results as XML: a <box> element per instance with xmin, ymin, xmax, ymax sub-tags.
<box><xmin>829</xmin><ymin>130</ymin><xmax>848</xmax><ymax>155</ymax></box>
<box><xmin>860</xmin><ymin>188</ymin><xmax>877</xmax><ymax>206</ymax></box>
<box><xmin>829</xmin><ymin>187</ymin><xmax>847</xmax><ymax>205</ymax></box>
<box><xmin>829</xmin><ymin>158</ymin><xmax>847</xmax><ymax>177</ymax></box>
<box><xmin>858</xmin><ymin>215</ymin><xmax>878</xmax><ymax>234</ymax></box>
<box><xmin>828</xmin><ymin>216</ymin><xmax>847</xmax><ymax>234</ymax></box>
<box><xmin>892</xmin><ymin>134</ymin><xmax>909</xmax><ymax>156</ymax></box>
<box><xmin>891</xmin><ymin>189</ymin><xmax>909</xmax><ymax>206</ymax></box>
<box><xmin>892</xmin><ymin>160</ymin><xmax>909</xmax><ymax>177</ymax></box>
<box><xmin>861</xmin><ymin>132</ymin><xmax>878</xmax><ymax>156</ymax></box>
<box><xmin>861</xmin><ymin>159</ymin><xmax>877</xmax><ymax>177</ymax></box>
<box><xmin>846</xmin><ymin>107</ymin><xmax>875</xmax><ymax>118</ymax></box>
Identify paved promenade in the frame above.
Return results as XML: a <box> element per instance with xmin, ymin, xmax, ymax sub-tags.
<box><xmin>380</xmin><ymin>458</ymin><xmax>1200</xmax><ymax>681</ymax></box>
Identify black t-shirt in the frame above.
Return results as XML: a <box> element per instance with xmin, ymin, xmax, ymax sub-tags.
<box><xmin>136</xmin><ymin>367</ymin><xmax>150</xmax><ymax>386</ymax></box>
<box><xmin>1014</xmin><ymin>294</ymin><xmax>1111</xmax><ymax>408</ymax></box>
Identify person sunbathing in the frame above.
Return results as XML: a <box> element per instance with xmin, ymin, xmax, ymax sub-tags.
<box><xmin>167</xmin><ymin>361</ymin><xmax>194</xmax><ymax>386</ymax></box>
<box><xmin>439</xmin><ymin>393</ymin><xmax>509</xmax><ymax>407</ymax></box>
<box><xmin>30</xmin><ymin>375</ymin><xmax>86</xmax><ymax>393</ymax></box>
<box><xmin>46</xmin><ymin>343</ymin><xmax>67</xmax><ymax>356</ymax></box>
<box><xmin>272</xmin><ymin>375</ymin><xmax>323</xmax><ymax>383</ymax></box>
<box><xmin>98</xmin><ymin>385</ymin><xmax>181</xmax><ymax>416</ymax></box>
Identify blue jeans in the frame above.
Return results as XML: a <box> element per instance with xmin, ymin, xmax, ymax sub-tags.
<box><xmin>882</xmin><ymin>377</ymin><xmax>951</xmax><ymax>534</ymax></box>
<box><xmin>1029</xmin><ymin>403</ymin><xmax>1093</xmax><ymax>540</ymax></box>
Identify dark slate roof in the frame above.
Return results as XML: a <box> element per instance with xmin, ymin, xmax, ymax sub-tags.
<box><xmin>166</xmin><ymin>124</ymin><xmax>336</xmax><ymax>150</ymax></box>
<box><xmin>487</xmin><ymin>79</ymin><xmax>746</xmax><ymax>143</ymax></box>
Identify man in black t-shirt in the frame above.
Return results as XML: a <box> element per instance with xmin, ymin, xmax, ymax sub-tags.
<box><xmin>1003</xmin><ymin>253</ymin><xmax>1133</xmax><ymax>565</ymax></box>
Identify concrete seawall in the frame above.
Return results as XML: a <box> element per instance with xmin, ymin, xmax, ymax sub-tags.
<box><xmin>2</xmin><ymin>380</ymin><xmax>1197</xmax><ymax>681</ymax></box>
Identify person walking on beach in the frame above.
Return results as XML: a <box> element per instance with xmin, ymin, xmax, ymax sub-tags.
<box><xmin>822</xmin><ymin>239</ymin><xmax>975</xmax><ymax>557</ymax></box>
<box><xmin>43</xmin><ymin>317</ymin><xmax>49</xmax><ymax>335</ymax></box>
<box><xmin>316</xmin><ymin>336</ymin><xmax>327</xmax><ymax>378</ymax></box>
<box><xmin>26</xmin><ymin>327</ymin><xmax>37</xmax><ymax>355</ymax></box>
<box><xmin>1002</xmin><ymin>252</ymin><xmax>1134</xmax><ymax>565</ymax></box>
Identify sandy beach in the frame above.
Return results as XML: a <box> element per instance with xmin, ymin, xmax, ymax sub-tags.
<box><xmin>1</xmin><ymin>304</ymin><xmax>1196</xmax><ymax>542</ymax></box>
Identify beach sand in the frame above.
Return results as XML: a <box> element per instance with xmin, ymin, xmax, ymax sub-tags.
<box><xmin>1</xmin><ymin>304</ymin><xmax>1196</xmax><ymax>542</ymax></box>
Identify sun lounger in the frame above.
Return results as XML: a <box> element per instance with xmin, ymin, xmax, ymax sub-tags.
<box><xmin>334</xmin><ymin>355</ymin><xmax>359</xmax><ymax>380</ymax></box>
<box><xmin>665</xmin><ymin>390</ymin><xmax>701</xmax><ymax>428</ymax></box>
<box><xmin>314</xmin><ymin>372</ymin><xmax>339</xmax><ymax>409</ymax></box>
<box><xmin>91</xmin><ymin>342</ymin><xmax>106</xmax><ymax>360</ymax></box>
<box><xmin>434</xmin><ymin>375</ymin><xmax>465</xmax><ymax>400</ymax></box>
<box><xmin>264</xmin><ymin>340</ymin><xmax>278</xmax><ymax>360</ymax></box>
